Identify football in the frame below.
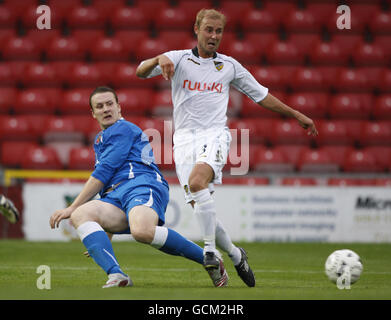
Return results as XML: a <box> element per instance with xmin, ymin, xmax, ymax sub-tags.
<box><xmin>325</xmin><ymin>249</ymin><xmax>363</xmax><ymax>285</ymax></box>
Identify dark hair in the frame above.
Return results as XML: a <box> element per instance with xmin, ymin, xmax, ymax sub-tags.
<box><xmin>89</xmin><ymin>86</ymin><xmax>119</xmax><ymax>109</ymax></box>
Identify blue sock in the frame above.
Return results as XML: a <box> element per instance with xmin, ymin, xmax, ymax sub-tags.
<box><xmin>77</xmin><ymin>221</ymin><xmax>124</xmax><ymax>275</ymax></box>
<box><xmin>151</xmin><ymin>226</ymin><xmax>203</xmax><ymax>264</ymax></box>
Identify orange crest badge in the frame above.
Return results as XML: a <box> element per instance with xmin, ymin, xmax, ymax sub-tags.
<box><xmin>214</xmin><ymin>61</ymin><xmax>224</xmax><ymax>71</ymax></box>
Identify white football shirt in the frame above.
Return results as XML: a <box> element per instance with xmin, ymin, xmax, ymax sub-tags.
<box><xmin>141</xmin><ymin>47</ymin><xmax>269</xmax><ymax>131</ymax></box>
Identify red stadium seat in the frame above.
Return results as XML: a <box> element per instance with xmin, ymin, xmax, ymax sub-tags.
<box><xmin>247</xmin><ymin>65</ymin><xmax>285</xmax><ymax>90</ymax></box>
<box><xmin>359</xmin><ymin>121</ymin><xmax>391</xmax><ymax>147</ymax></box>
<box><xmin>21</xmin><ymin>145</ymin><xmax>63</xmax><ymax>170</ymax></box>
<box><xmin>316</xmin><ymin>66</ymin><xmax>339</xmax><ymax>90</ymax></box>
<box><xmin>310</xmin><ymin>40</ymin><xmax>348</xmax><ymax>66</ymax></box>
<box><xmin>343</xmin><ymin>149</ymin><xmax>382</xmax><ymax>173</ymax></box>
<box><xmin>0</xmin><ymin>63</ymin><xmax>16</xmax><ymax>86</ymax></box>
<box><xmin>335</xmin><ymin>68</ymin><xmax>368</xmax><ymax>92</ymax></box>
<box><xmin>23</xmin><ymin>62</ymin><xmax>61</xmax><ymax>88</ymax></box>
<box><xmin>244</xmin><ymin>32</ymin><xmax>279</xmax><ymax>57</ymax></box>
<box><xmin>115</xmin><ymin>30</ymin><xmax>149</xmax><ymax>58</ymax></box>
<box><xmin>376</xmin><ymin>178</ymin><xmax>391</xmax><ymax>186</ymax></box>
<box><xmin>59</xmin><ymin>88</ymin><xmax>93</xmax><ymax>115</ymax></box>
<box><xmin>271</xmin><ymin>119</ymin><xmax>312</xmax><ymax>146</ymax></box>
<box><xmin>116</xmin><ymin>89</ymin><xmax>152</xmax><ymax>117</ymax></box>
<box><xmin>353</xmin><ymin>42</ymin><xmax>387</xmax><ymax>67</ymax></box>
<box><xmin>13</xmin><ymin>88</ymin><xmax>56</xmax><ymax>114</ymax></box>
<box><xmin>0</xmin><ymin>5</ymin><xmax>17</xmax><ymax>28</ymax></box>
<box><xmin>68</xmin><ymin>146</ymin><xmax>95</xmax><ymax>170</ymax></box>
<box><xmin>297</xmin><ymin>148</ymin><xmax>339</xmax><ymax>173</ymax></box>
<box><xmin>110</xmin><ymin>63</ymin><xmax>157</xmax><ymax>88</ymax></box>
<box><xmin>253</xmin><ymin>147</ymin><xmax>295</xmax><ymax>173</ymax></box>
<box><xmin>0</xmin><ymin>115</ymin><xmax>35</xmax><ymax>142</ymax></box>
<box><xmin>219</xmin><ymin>0</ymin><xmax>254</xmax><ymax>30</ymax></box>
<box><xmin>66</xmin><ymin>63</ymin><xmax>102</xmax><ymax>88</ymax></box>
<box><xmin>46</xmin><ymin>36</ymin><xmax>86</xmax><ymax>61</ymax></box>
<box><xmin>321</xmin><ymin>145</ymin><xmax>355</xmax><ymax>168</ymax></box>
<box><xmin>316</xmin><ymin>120</ymin><xmax>353</xmax><ymax>146</ymax></box>
<box><xmin>305</xmin><ymin>2</ymin><xmax>336</xmax><ymax>26</ymax></box>
<box><xmin>71</xmin><ymin>29</ymin><xmax>105</xmax><ymax>52</ymax></box>
<box><xmin>379</xmin><ymin>69</ymin><xmax>391</xmax><ymax>93</ymax></box>
<box><xmin>290</xmin><ymin>67</ymin><xmax>323</xmax><ymax>91</ymax></box>
<box><xmin>0</xmin><ymin>141</ymin><xmax>39</xmax><ymax>168</ymax></box>
<box><xmin>363</xmin><ymin>146</ymin><xmax>391</xmax><ymax>171</ymax></box>
<box><xmin>158</xmin><ymin>31</ymin><xmax>194</xmax><ymax>51</ymax></box>
<box><xmin>138</xmin><ymin>118</ymin><xmax>165</xmax><ymax>136</ymax></box>
<box><xmin>0</xmin><ymin>87</ymin><xmax>16</xmax><ymax>113</ymax></box>
<box><xmin>89</xmin><ymin>36</ymin><xmax>130</xmax><ymax>62</ymax></box>
<box><xmin>177</xmin><ymin>0</ymin><xmax>213</xmax><ymax>18</ymax></box>
<box><xmin>110</xmin><ymin>5</ymin><xmax>149</xmax><ymax>29</ymax></box>
<box><xmin>274</xmin><ymin>145</ymin><xmax>307</xmax><ymax>168</ymax></box>
<box><xmin>241</xmin><ymin>9</ymin><xmax>277</xmax><ymax>32</ymax></box>
<box><xmin>151</xmin><ymin>89</ymin><xmax>172</xmax><ymax>117</ymax></box>
<box><xmin>286</xmin><ymin>92</ymin><xmax>328</xmax><ymax>119</ymax></box>
<box><xmin>263</xmin><ymin>1</ymin><xmax>296</xmax><ymax>25</ymax></box>
<box><xmin>2</xmin><ymin>36</ymin><xmax>41</xmax><ymax>60</ymax></box>
<box><xmin>328</xmin><ymin>93</ymin><xmax>372</xmax><ymax>120</ymax></box>
<box><xmin>43</xmin><ymin>116</ymin><xmax>84</xmax><ymax>143</ymax></box>
<box><xmin>287</xmin><ymin>33</ymin><xmax>319</xmax><ymax>57</ymax></box>
<box><xmin>62</xmin><ymin>115</ymin><xmax>94</xmax><ymax>140</ymax></box>
<box><xmin>284</xmin><ymin>9</ymin><xmax>321</xmax><ymax>32</ymax></box>
<box><xmin>67</xmin><ymin>5</ymin><xmax>106</xmax><ymax>29</ymax></box>
<box><xmin>370</xmin><ymin>11</ymin><xmax>391</xmax><ymax>34</ymax></box>
<box><xmin>331</xmin><ymin>34</ymin><xmax>363</xmax><ymax>57</ymax></box>
<box><xmin>266</xmin><ymin>40</ymin><xmax>304</xmax><ymax>65</ymax></box>
<box><xmin>25</xmin><ymin>29</ymin><xmax>62</xmax><ymax>53</ymax></box>
<box><xmin>153</xmin><ymin>7</ymin><xmax>190</xmax><ymax>30</ymax></box>
<box><xmin>223</xmin><ymin>39</ymin><xmax>259</xmax><ymax>65</ymax></box>
<box><xmin>222</xmin><ymin>176</ymin><xmax>269</xmax><ymax>185</ymax></box>
<box><xmin>135</xmin><ymin>38</ymin><xmax>169</xmax><ymax>62</ymax></box>
<box><xmin>23</xmin><ymin>114</ymin><xmax>52</xmax><ymax>141</ymax></box>
<box><xmin>135</xmin><ymin>0</ymin><xmax>169</xmax><ymax>22</ymax></box>
<box><xmin>373</xmin><ymin>95</ymin><xmax>391</xmax><ymax>120</ymax></box>
<box><xmin>358</xmin><ymin>67</ymin><xmax>383</xmax><ymax>91</ymax></box>
<box><xmin>280</xmin><ymin>177</ymin><xmax>318</xmax><ymax>186</ymax></box>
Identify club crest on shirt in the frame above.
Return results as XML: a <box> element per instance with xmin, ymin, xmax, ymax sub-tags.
<box><xmin>95</xmin><ymin>133</ymin><xmax>103</xmax><ymax>144</ymax></box>
<box><xmin>214</xmin><ymin>61</ymin><xmax>224</xmax><ymax>71</ymax></box>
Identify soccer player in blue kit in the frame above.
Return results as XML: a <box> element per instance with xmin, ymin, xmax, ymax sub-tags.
<box><xmin>49</xmin><ymin>86</ymin><xmax>228</xmax><ymax>288</ymax></box>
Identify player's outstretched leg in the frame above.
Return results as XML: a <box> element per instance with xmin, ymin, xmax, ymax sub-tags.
<box><xmin>151</xmin><ymin>226</ymin><xmax>228</xmax><ymax>287</ymax></box>
<box><xmin>76</xmin><ymin>221</ymin><xmax>133</xmax><ymax>288</ymax></box>
<box><xmin>0</xmin><ymin>194</ymin><xmax>20</xmax><ymax>224</ymax></box>
<box><xmin>215</xmin><ymin>219</ymin><xmax>256</xmax><ymax>287</ymax></box>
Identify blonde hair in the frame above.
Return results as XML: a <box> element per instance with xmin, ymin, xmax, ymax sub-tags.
<box><xmin>195</xmin><ymin>9</ymin><xmax>226</xmax><ymax>28</ymax></box>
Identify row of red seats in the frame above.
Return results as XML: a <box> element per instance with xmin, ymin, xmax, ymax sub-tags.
<box><xmin>0</xmin><ymin>114</ymin><xmax>390</xmax><ymax>148</ymax></box>
<box><xmin>1</xmin><ymin>86</ymin><xmax>390</xmax><ymax>120</ymax></box>
<box><xmin>1</xmin><ymin>62</ymin><xmax>391</xmax><ymax>93</ymax></box>
<box><xmin>1</xmin><ymin>141</ymin><xmax>390</xmax><ymax>174</ymax></box>
<box><xmin>1</xmin><ymin>1</ymin><xmax>390</xmax><ymax>34</ymax></box>
<box><xmin>1</xmin><ymin>32</ymin><xmax>390</xmax><ymax>67</ymax></box>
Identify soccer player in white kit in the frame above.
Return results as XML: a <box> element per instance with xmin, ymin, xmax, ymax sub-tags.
<box><xmin>136</xmin><ymin>9</ymin><xmax>318</xmax><ymax>287</ymax></box>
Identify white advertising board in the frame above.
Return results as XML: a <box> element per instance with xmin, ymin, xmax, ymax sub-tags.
<box><xmin>22</xmin><ymin>183</ymin><xmax>391</xmax><ymax>242</ymax></box>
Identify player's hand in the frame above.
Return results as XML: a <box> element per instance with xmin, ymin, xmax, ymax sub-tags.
<box><xmin>49</xmin><ymin>207</ymin><xmax>74</xmax><ymax>229</ymax></box>
<box><xmin>158</xmin><ymin>55</ymin><xmax>175</xmax><ymax>80</ymax></box>
<box><xmin>296</xmin><ymin>114</ymin><xmax>318</xmax><ymax>136</ymax></box>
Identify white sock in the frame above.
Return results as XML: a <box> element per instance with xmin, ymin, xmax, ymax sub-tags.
<box><xmin>215</xmin><ymin>218</ymin><xmax>242</xmax><ymax>265</ymax></box>
<box><xmin>192</xmin><ymin>189</ymin><xmax>216</xmax><ymax>253</ymax></box>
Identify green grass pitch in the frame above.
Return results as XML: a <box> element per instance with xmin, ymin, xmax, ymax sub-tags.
<box><xmin>0</xmin><ymin>240</ymin><xmax>390</xmax><ymax>300</ymax></box>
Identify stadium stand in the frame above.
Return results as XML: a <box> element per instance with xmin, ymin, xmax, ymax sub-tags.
<box><xmin>0</xmin><ymin>0</ymin><xmax>390</xmax><ymax>186</ymax></box>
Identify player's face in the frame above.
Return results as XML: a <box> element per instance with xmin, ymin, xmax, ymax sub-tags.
<box><xmin>91</xmin><ymin>92</ymin><xmax>121</xmax><ymax>129</ymax></box>
<box><xmin>195</xmin><ymin>17</ymin><xmax>224</xmax><ymax>58</ymax></box>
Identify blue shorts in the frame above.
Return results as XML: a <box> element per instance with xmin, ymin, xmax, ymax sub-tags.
<box><xmin>98</xmin><ymin>174</ymin><xmax>169</xmax><ymax>234</ymax></box>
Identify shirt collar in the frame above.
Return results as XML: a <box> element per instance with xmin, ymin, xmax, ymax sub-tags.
<box><xmin>192</xmin><ymin>46</ymin><xmax>217</xmax><ymax>59</ymax></box>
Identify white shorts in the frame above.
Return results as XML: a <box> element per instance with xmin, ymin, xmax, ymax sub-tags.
<box><xmin>173</xmin><ymin>127</ymin><xmax>232</xmax><ymax>203</ymax></box>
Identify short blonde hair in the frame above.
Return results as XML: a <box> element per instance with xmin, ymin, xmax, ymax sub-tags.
<box><xmin>195</xmin><ymin>9</ymin><xmax>226</xmax><ymax>29</ymax></box>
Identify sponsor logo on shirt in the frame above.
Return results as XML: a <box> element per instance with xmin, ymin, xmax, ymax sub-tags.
<box><xmin>182</xmin><ymin>80</ymin><xmax>223</xmax><ymax>93</ymax></box>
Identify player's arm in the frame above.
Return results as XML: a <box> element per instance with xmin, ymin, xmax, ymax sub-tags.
<box><xmin>136</xmin><ymin>54</ymin><xmax>174</xmax><ymax>80</ymax></box>
<box><xmin>258</xmin><ymin>93</ymin><xmax>318</xmax><ymax>136</ymax></box>
<box><xmin>49</xmin><ymin>176</ymin><xmax>103</xmax><ymax>229</ymax></box>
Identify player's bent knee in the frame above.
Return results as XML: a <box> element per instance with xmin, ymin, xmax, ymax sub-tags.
<box><xmin>131</xmin><ymin>226</ymin><xmax>155</xmax><ymax>244</ymax></box>
<box><xmin>70</xmin><ymin>206</ymin><xmax>99</xmax><ymax>229</ymax></box>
